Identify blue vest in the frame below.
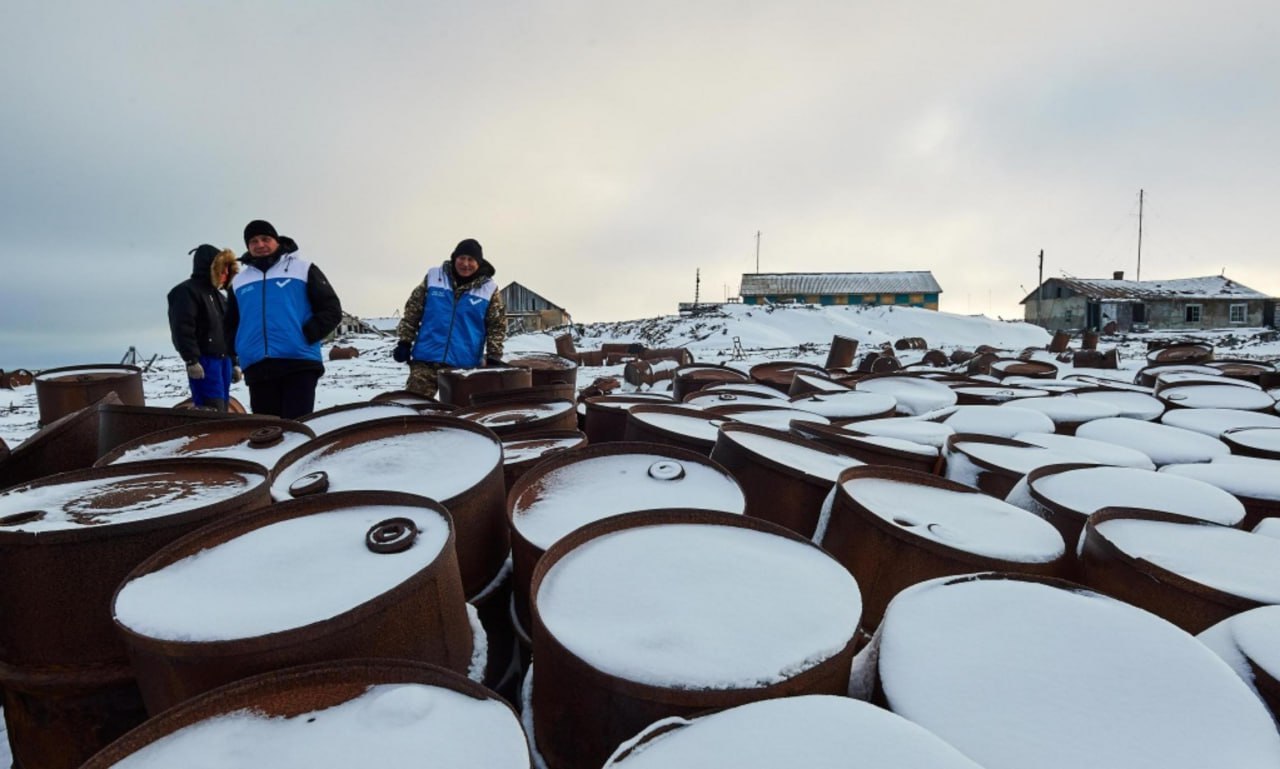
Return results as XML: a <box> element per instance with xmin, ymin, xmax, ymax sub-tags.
<box><xmin>230</xmin><ymin>254</ymin><xmax>322</xmax><ymax>370</ymax></box>
<box><xmin>411</xmin><ymin>266</ymin><xmax>497</xmax><ymax>368</ymax></box>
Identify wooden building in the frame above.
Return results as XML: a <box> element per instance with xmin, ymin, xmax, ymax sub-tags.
<box><xmin>1021</xmin><ymin>272</ymin><xmax>1273</xmax><ymax>332</ymax></box>
<box><xmin>502</xmin><ymin>282</ymin><xmax>571</xmax><ymax>334</ymax></box>
<box><xmin>738</xmin><ymin>271</ymin><xmax>942</xmax><ymax>309</ymax></box>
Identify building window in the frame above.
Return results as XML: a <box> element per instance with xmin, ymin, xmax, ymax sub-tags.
<box><xmin>1132</xmin><ymin>303</ymin><xmax>1146</xmax><ymax>323</ymax></box>
<box><xmin>1185</xmin><ymin>305</ymin><xmax>1202</xmax><ymax>323</ymax></box>
<box><xmin>1230</xmin><ymin>304</ymin><xmax>1247</xmax><ymax>324</ymax></box>
<box><xmin>895</xmin><ymin>294</ymin><xmax>910</xmax><ymax>304</ymax></box>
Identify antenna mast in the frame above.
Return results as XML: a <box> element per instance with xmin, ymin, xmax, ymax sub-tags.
<box><xmin>755</xmin><ymin>231</ymin><xmax>761</xmax><ymax>274</ymax></box>
<box><xmin>1036</xmin><ymin>249</ymin><xmax>1044</xmax><ymax>326</ymax></box>
<box><xmin>694</xmin><ymin>268</ymin><xmax>701</xmax><ymax>306</ymax></box>
<box><xmin>1136</xmin><ymin>189</ymin><xmax>1144</xmax><ymax>281</ymax></box>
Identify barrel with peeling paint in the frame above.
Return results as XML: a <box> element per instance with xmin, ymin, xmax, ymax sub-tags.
<box><xmin>582</xmin><ymin>395</ymin><xmax>674</xmax><ymax>443</ymax></box>
<box><xmin>503</xmin><ymin>351</ymin><xmax>580</xmax><ymax>389</ymax></box>
<box><xmin>670</xmin><ymin>364</ymin><xmax>751</xmax><ymax>402</ymax></box>
<box><xmin>529</xmin><ymin>509</ymin><xmax>861</xmax><ymax>769</ymax></box>
<box><xmin>0</xmin><ymin>459</ymin><xmax>271</xmax><ymax>769</ymax></box>
<box><xmin>507</xmin><ymin>443</ymin><xmax>746</xmax><ymax>630</ymax></box>
<box><xmin>114</xmin><ymin>491</ymin><xmax>475</xmax><ymax>713</ymax></box>
<box><xmin>79</xmin><ymin>660</ymin><xmax>532</xmax><ymax>769</ymax></box>
<box><xmin>95</xmin><ymin>404</ymin><xmax>240</xmax><ymax>460</ymax></box>
<box><xmin>270</xmin><ymin>415</ymin><xmax>507</xmax><ymax>597</ymax></box>
<box><xmin>437</xmin><ymin>366</ymin><xmax>534</xmax><ymax>407</ymax></box>
<box><xmin>454</xmin><ymin>398</ymin><xmax>578</xmax><ymax>438</ymax></box>
<box><xmin>96</xmin><ymin>418</ymin><xmax>316</xmax><ymax>474</ymax></box>
<box><xmin>34</xmin><ymin>365</ymin><xmax>145</xmax><ymax>426</ymax></box>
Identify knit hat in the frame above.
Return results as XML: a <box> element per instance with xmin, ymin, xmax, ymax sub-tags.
<box><xmin>451</xmin><ymin>238</ymin><xmax>483</xmax><ymax>261</ymax></box>
<box><xmin>243</xmin><ymin>220</ymin><xmax>279</xmax><ymax>245</ymax></box>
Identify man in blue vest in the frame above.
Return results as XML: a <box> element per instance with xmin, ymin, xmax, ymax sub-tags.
<box><xmin>393</xmin><ymin>238</ymin><xmax>507</xmax><ymax>398</ymax></box>
<box><xmin>225</xmin><ymin>219</ymin><xmax>343</xmax><ymax>418</ymax></box>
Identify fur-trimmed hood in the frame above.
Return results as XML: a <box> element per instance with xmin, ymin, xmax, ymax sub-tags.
<box><xmin>190</xmin><ymin>244</ymin><xmax>240</xmax><ymax>289</ymax></box>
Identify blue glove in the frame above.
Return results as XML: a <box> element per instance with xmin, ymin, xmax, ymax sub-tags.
<box><xmin>393</xmin><ymin>341</ymin><xmax>412</xmax><ymax>363</ymax></box>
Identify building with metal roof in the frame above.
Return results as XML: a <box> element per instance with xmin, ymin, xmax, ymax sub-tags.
<box><xmin>1021</xmin><ymin>272</ymin><xmax>1276</xmax><ymax>332</ymax></box>
<box><xmin>738</xmin><ymin>271</ymin><xmax>942</xmax><ymax>309</ymax></box>
<box><xmin>502</xmin><ymin>281</ymin><xmax>571</xmax><ymax>334</ymax></box>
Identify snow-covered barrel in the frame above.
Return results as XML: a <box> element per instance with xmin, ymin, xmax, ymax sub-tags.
<box><xmin>670</xmin><ymin>364</ymin><xmax>751</xmax><ymax>402</ymax></box>
<box><xmin>0</xmin><ymin>459</ymin><xmax>270</xmax><ymax>769</ymax></box>
<box><xmin>1159</xmin><ymin>382</ymin><xmax>1277</xmax><ymax>412</ymax></box>
<box><xmin>113</xmin><ymin>491</ymin><xmax>475</xmax><ymax>714</ymax></box>
<box><xmin>1200</xmin><ymin>606</ymin><xmax>1280</xmax><ymax>723</ymax></box>
<box><xmin>0</xmin><ymin>392</ymin><xmax>121</xmax><ymax>489</ymax></box>
<box><xmin>791</xmin><ymin>421</ymin><xmax>942</xmax><ymax>475</ymax></box>
<box><xmin>1208</xmin><ymin>359</ymin><xmax>1277</xmax><ymax>386</ymax></box>
<box><xmin>1079</xmin><ymin>507</ymin><xmax>1280</xmax><ymax>634</ymax></box>
<box><xmin>368</xmin><ymin>390</ymin><xmax>459</xmax><ymax>412</ymax></box>
<box><xmin>1012</xmin><ymin>431</ymin><xmax>1156</xmax><ymax>469</ymax></box>
<box><xmin>1224</xmin><ymin>426</ymin><xmax>1280</xmax><ymax>459</ymax></box>
<box><xmin>824</xmin><ymin>334</ymin><xmax>859</xmax><ymax>369</ymax></box>
<box><xmin>1161</xmin><ymin>460</ymin><xmax>1280</xmax><ymax>529</ymax></box>
<box><xmin>623</xmin><ymin>358</ymin><xmax>681</xmax><ymax>388</ymax></box>
<box><xmin>436</xmin><ymin>366</ymin><xmax>534</xmax><ymax>407</ymax></box>
<box><xmin>1160</xmin><ymin>407</ymin><xmax>1280</xmax><ymax>438</ymax></box>
<box><xmin>454</xmin><ymin>398</ymin><xmax>578</xmax><ymax>438</ymax></box>
<box><xmin>601</xmin><ymin>695</ymin><xmax>984</xmax><ymax>769</ymax></box>
<box><xmin>787</xmin><ymin>389</ymin><xmax>897</xmax><ymax>421</ymax></box>
<box><xmin>500</xmin><ymin>430</ymin><xmax>587</xmax><ymax>490</ymax></box>
<box><xmin>297</xmin><ymin>402</ymin><xmax>419</xmax><ymax>436</ymax></box>
<box><xmin>1075</xmin><ymin>416</ymin><xmax>1231</xmax><ymax>466</ymax></box>
<box><xmin>502</xmin><ymin>351</ymin><xmax>579</xmax><ymax>389</ymax></box>
<box><xmin>703</xmin><ymin>403</ymin><xmax>830</xmax><ymax>432</ymax></box>
<box><xmin>528</xmin><ymin>509</ymin><xmax>861</xmax><ymax>769</ymax></box>
<box><xmin>1070</xmin><ymin>387</ymin><xmax>1166</xmax><ymax>420</ymax></box>
<box><xmin>95</xmin><ymin>403</ymin><xmax>235</xmax><ymax>460</ymax></box>
<box><xmin>270</xmin><ymin>415</ymin><xmax>507</xmax><ymax>597</ymax></box>
<box><xmin>860</xmin><ymin>572</ymin><xmax>1280</xmax><ymax>769</ymax></box>
<box><xmin>950</xmin><ymin>384</ymin><xmax>1050</xmax><ymax>405</ymax></box>
<box><xmin>507</xmin><ymin>443</ymin><xmax>746</xmax><ymax>632</ymax></box>
<box><xmin>95</xmin><ymin>417</ymin><xmax>315</xmax><ymax>472</ymax></box>
<box><xmin>940</xmin><ymin>405</ymin><xmax>1056</xmax><ymax>439</ymax></box>
<box><xmin>787</xmin><ymin>370</ymin><xmax>846</xmax><ymax>397</ymax></box>
<box><xmin>1135</xmin><ymin>362</ymin><xmax>1222</xmax><ymax>388</ymax></box>
<box><xmin>944</xmin><ymin>434</ymin><xmax>1083</xmax><ymax>499</ymax></box>
<box><xmin>819</xmin><ymin>466</ymin><xmax>1067</xmax><ymax>628</ymax></box>
<box><xmin>582</xmin><ymin>394</ymin><xmax>673</xmax><ymax>443</ymax></box>
<box><xmin>470</xmin><ymin>382</ymin><xmax>578</xmax><ymax>408</ymax></box>
<box><xmin>1147</xmin><ymin>342</ymin><xmax>1214</xmax><ymax>365</ymax></box>
<box><xmin>623</xmin><ymin>404</ymin><xmax>730</xmax><ymax>455</ymax></box>
<box><xmin>997</xmin><ymin>394</ymin><xmax>1121</xmax><ymax>434</ymax></box>
<box><xmin>79</xmin><ymin>660</ymin><xmax>532</xmax><ymax>769</ymax></box>
<box><xmin>1012</xmin><ymin>463</ymin><xmax>1247</xmax><ymax>549</ymax></box>
<box><xmin>709</xmin><ymin>423</ymin><xmax>860</xmax><ymax>538</ymax></box>
<box><xmin>34</xmin><ymin>364</ymin><xmax>145</xmax><ymax>426</ymax></box>
<box><xmin>989</xmin><ymin>358</ymin><xmax>1058</xmax><ymax>380</ymax></box>
<box><xmin>748</xmin><ymin>361</ymin><xmax>829</xmax><ymax>393</ymax></box>
<box><xmin>855</xmin><ymin>374</ymin><xmax>957</xmax><ymax>416</ymax></box>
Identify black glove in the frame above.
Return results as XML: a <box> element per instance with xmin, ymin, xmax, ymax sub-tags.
<box><xmin>393</xmin><ymin>341</ymin><xmax>412</xmax><ymax>363</ymax></box>
<box><xmin>485</xmin><ymin>355</ymin><xmax>505</xmax><ymax>367</ymax></box>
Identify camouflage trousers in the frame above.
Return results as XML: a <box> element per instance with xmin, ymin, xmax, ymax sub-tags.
<box><xmin>405</xmin><ymin>362</ymin><xmax>444</xmax><ymax>398</ymax></box>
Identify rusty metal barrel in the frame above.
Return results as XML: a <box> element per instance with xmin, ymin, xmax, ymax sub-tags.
<box><xmin>825</xmin><ymin>335</ymin><xmax>859</xmax><ymax>370</ymax></box>
<box><xmin>34</xmin><ymin>364</ymin><xmax>145</xmax><ymax>426</ymax></box>
<box><xmin>790</xmin><ymin>421</ymin><xmax>943</xmax><ymax>475</ymax></box>
<box><xmin>79</xmin><ymin>660</ymin><xmax>532</xmax><ymax>769</ymax></box>
<box><xmin>819</xmin><ymin>465</ymin><xmax>1068</xmax><ymax>629</ymax></box>
<box><xmin>2</xmin><ymin>369</ymin><xmax>34</xmax><ymax>389</ymax></box>
<box><xmin>95</xmin><ymin>417</ymin><xmax>315</xmax><ymax>473</ymax></box>
<box><xmin>1161</xmin><ymin>460</ymin><xmax>1280</xmax><ymax>530</ymax></box>
<box><xmin>96</xmin><ymin>403</ymin><xmax>236</xmax><ymax>460</ymax></box>
<box><xmin>1147</xmin><ymin>342</ymin><xmax>1214</xmax><ymax>365</ymax></box>
<box><xmin>0</xmin><ymin>392</ymin><xmax>122</xmax><ymax>490</ymax></box>
<box><xmin>749</xmin><ymin>361</ymin><xmax>829</xmax><ymax>393</ymax></box>
<box><xmin>501</xmin><ymin>429</ymin><xmax>588</xmax><ymax>490</ymax></box>
<box><xmin>297</xmin><ymin>401</ymin><xmax>418</xmax><ymax>436</ymax></box>
<box><xmin>270</xmin><ymin>415</ymin><xmax>507</xmax><ymax>597</ymax></box>
<box><xmin>529</xmin><ymin>509</ymin><xmax>861</xmax><ymax>769</ymax></box>
<box><xmin>471</xmin><ymin>383</ymin><xmax>577</xmax><ymax>407</ymax></box>
<box><xmin>950</xmin><ymin>384</ymin><xmax>1050</xmax><ymax>406</ymax></box>
<box><xmin>1048</xmin><ymin>330</ymin><xmax>1071</xmax><ymax>353</ymax></box>
<box><xmin>454</xmin><ymin>398</ymin><xmax>578</xmax><ymax>438</ymax></box>
<box><xmin>1080</xmin><ymin>507</ymin><xmax>1280</xmax><ymax>634</ymax></box>
<box><xmin>1223</xmin><ymin>427</ymin><xmax>1280</xmax><ymax>459</ymax></box>
<box><xmin>503</xmin><ymin>351</ymin><xmax>580</xmax><ymax>390</ymax></box>
<box><xmin>623</xmin><ymin>404</ymin><xmax>730</xmax><ymax>455</ymax></box>
<box><xmin>113</xmin><ymin>491</ymin><xmax>475</xmax><ymax>713</ymax></box>
<box><xmin>1208</xmin><ymin>359</ymin><xmax>1277</xmax><ymax>386</ymax></box>
<box><xmin>507</xmin><ymin>443</ymin><xmax>746</xmax><ymax>631</ymax></box>
<box><xmin>437</xmin><ymin>366</ymin><xmax>534</xmax><ymax>408</ymax></box>
<box><xmin>0</xmin><ymin>459</ymin><xmax>271</xmax><ymax>769</ymax></box>
<box><xmin>368</xmin><ymin>390</ymin><xmax>458</xmax><ymax>412</ymax></box>
<box><xmin>944</xmin><ymin>434</ymin><xmax>1080</xmax><ymax>499</ymax></box>
<box><xmin>1159</xmin><ymin>382</ymin><xmax>1277</xmax><ymax>412</ymax></box>
<box><xmin>787</xmin><ymin>371</ymin><xmax>847</xmax><ymax>397</ymax></box>
<box><xmin>989</xmin><ymin>358</ymin><xmax>1059</xmax><ymax>380</ymax></box>
<box><xmin>582</xmin><ymin>394</ymin><xmax>673</xmax><ymax>443</ymax></box>
<box><xmin>709</xmin><ymin>423</ymin><xmax>861</xmax><ymax>538</ymax></box>
<box><xmin>623</xmin><ymin>358</ymin><xmax>682</xmax><ymax>388</ymax></box>
<box><xmin>788</xmin><ymin>390</ymin><xmax>898</xmax><ymax>422</ymax></box>
<box><xmin>670</xmin><ymin>364</ymin><xmax>751</xmax><ymax>402</ymax></box>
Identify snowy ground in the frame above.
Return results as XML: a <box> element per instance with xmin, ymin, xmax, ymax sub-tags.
<box><xmin>4</xmin><ymin>304</ymin><xmax>1277</xmax><ymax>447</ymax></box>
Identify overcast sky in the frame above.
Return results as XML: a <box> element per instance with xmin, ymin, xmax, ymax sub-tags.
<box><xmin>2</xmin><ymin>1</ymin><xmax>1277</xmax><ymax>369</ymax></box>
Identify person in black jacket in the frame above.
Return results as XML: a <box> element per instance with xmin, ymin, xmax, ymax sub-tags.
<box><xmin>167</xmin><ymin>244</ymin><xmax>241</xmax><ymax>411</ymax></box>
<box><xmin>225</xmin><ymin>219</ymin><xmax>343</xmax><ymax>419</ymax></box>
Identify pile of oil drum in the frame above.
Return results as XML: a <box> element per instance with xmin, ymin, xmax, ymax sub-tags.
<box><xmin>2</xmin><ymin>339</ymin><xmax>1280</xmax><ymax>768</ymax></box>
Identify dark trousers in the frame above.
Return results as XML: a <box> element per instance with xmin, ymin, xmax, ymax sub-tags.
<box><xmin>247</xmin><ymin>370</ymin><xmax>321</xmax><ymax>419</ymax></box>
<box><xmin>189</xmin><ymin>355</ymin><xmax>232</xmax><ymax>410</ymax></box>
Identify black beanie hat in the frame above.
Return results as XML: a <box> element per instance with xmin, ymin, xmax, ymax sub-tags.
<box><xmin>243</xmin><ymin>220</ymin><xmax>279</xmax><ymax>245</ymax></box>
<box><xmin>451</xmin><ymin>238</ymin><xmax>483</xmax><ymax>261</ymax></box>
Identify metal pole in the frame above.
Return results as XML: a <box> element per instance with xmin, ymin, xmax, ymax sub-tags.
<box><xmin>755</xmin><ymin>231</ymin><xmax>761</xmax><ymax>274</ymax></box>
<box><xmin>1037</xmin><ymin>249</ymin><xmax>1044</xmax><ymax>327</ymax></box>
<box><xmin>1136</xmin><ymin>189</ymin><xmax>1144</xmax><ymax>281</ymax></box>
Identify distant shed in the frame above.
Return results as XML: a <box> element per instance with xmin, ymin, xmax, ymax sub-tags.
<box><xmin>502</xmin><ymin>281</ymin><xmax>572</xmax><ymax>333</ymax></box>
<box><xmin>739</xmin><ymin>271</ymin><xmax>942</xmax><ymax>309</ymax></box>
<box><xmin>1020</xmin><ymin>272</ymin><xmax>1272</xmax><ymax>332</ymax></box>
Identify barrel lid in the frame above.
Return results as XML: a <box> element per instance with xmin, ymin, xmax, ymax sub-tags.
<box><xmin>79</xmin><ymin>660</ymin><xmax>530</xmax><ymax>769</ymax></box>
<box><xmin>1024</xmin><ymin>464</ymin><xmax>1245</xmax><ymax>526</ymax></box>
<box><xmin>602</xmin><ymin>695</ymin><xmax>984</xmax><ymax>769</ymax></box>
<box><xmin>1223</xmin><ymin>426</ymin><xmax>1280</xmax><ymax>457</ymax></box>
<box><xmin>989</xmin><ymin>359</ymin><xmax>1059</xmax><ymax>379</ymax></box>
<box><xmin>271</xmin><ymin>416</ymin><xmax>501</xmax><ymax>503</ymax></box>
<box><xmin>683</xmin><ymin>390</ymin><xmax>782</xmax><ymax>408</ymax></box>
<box><xmin>534</xmin><ymin>511</ymin><xmax>860</xmax><ymax>689</ymax></box>
<box><xmin>502</xmin><ymin>351</ymin><xmax>578</xmax><ymax>371</ymax></box>
<box><xmin>1092</xmin><ymin>511</ymin><xmax>1280</xmax><ymax>604</ymax></box>
<box><xmin>842</xmin><ymin>417</ymin><xmax>955</xmax><ymax>449</ymax></box>
<box><xmin>1160</xmin><ymin>408</ymin><xmax>1280</xmax><ymax>438</ymax></box>
<box><xmin>33</xmin><ymin>363</ymin><xmax>142</xmax><ymax>383</ymax></box>
<box><xmin>838</xmin><ymin>468</ymin><xmax>1064</xmax><ymax>562</ymax></box>
<box><xmin>788</xmin><ymin>390</ymin><xmax>897</xmax><ymax>420</ymax></box>
<box><xmin>628</xmin><ymin>405</ymin><xmax>730</xmax><ymax>444</ymax></box>
<box><xmin>1160</xmin><ymin>461</ymin><xmax>1280</xmax><ymax>502</ymax></box>
<box><xmin>1200</xmin><ymin>606</ymin><xmax>1280</xmax><ymax>694</ymax></box>
<box><xmin>951</xmin><ymin>385</ymin><xmax>1050</xmax><ymax>404</ymax></box>
<box><xmin>1071</xmin><ymin>388</ymin><xmax>1165</xmax><ymax>420</ymax></box>
<box><xmin>0</xmin><ymin>459</ymin><xmax>267</xmax><ymax>535</ymax></box>
<box><xmin>946</xmin><ymin>435</ymin><xmax>1085</xmax><ymax>484</ymax></box>
<box><xmin>1160</xmin><ymin>383</ymin><xmax>1276</xmax><ymax>411</ymax></box>
<box><xmin>502</xmin><ymin>431</ymin><xmax>587</xmax><ymax>466</ymax></box>
<box><xmin>855</xmin><ymin>376</ymin><xmax>957</xmax><ymax>416</ymax></box>
<box><xmin>941</xmin><ymin>405</ymin><xmax>1056</xmax><ymax>438</ymax></box>
<box><xmin>584</xmin><ymin>394</ymin><xmax>674</xmax><ymax>412</ymax></box>
<box><xmin>1012</xmin><ymin>431</ymin><xmax>1155</xmax><ymax>469</ymax></box>
<box><xmin>875</xmin><ymin>573</ymin><xmax>1280</xmax><ymax>769</ymax></box>
<box><xmin>790</xmin><ymin>372</ymin><xmax>850</xmax><ymax>393</ymax></box>
<box><xmin>114</xmin><ymin>496</ymin><xmax>452</xmax><ymax>642</ymax></box>
<box><xmin>717</xmin><ymin>423</ymin><xmax>863</xmax><ymax>482</ymax></box>
<box><xmin>98</xmin><ymin>418</ymin><xmax>315</xmax><ymax>470</ymax></box>
<box><xmin>699</xmin><ymin>382</ymin><xmax>789</xmax><ymax>399</ymax></box>
<box><xmin>997</xmin><ymin>395</ymin><xmax>1120</xmax><ymax>424</ymax></box>
<box><xmin>1075</xmin><ymin>417</ymin><xmax>1230</xmax><ymax>465</ymax></box>
<box><xmin>299</xmin><ymin>402</ymin><xmax>419</xmax><ymax>436</ymax></box>
<box><xmin>705</xmin><ymin>404</ymin><xmax>829</xmax><ymax>431</ymax></box>
<box><xmin>510</xmin><ymin>444</ymin><xmax>745</xmax><ymax>551</ymax></box>
<box><xmin>454</xmin><ymin>399</ymin><xmax>575</xmax><ymax>431</ymax></box>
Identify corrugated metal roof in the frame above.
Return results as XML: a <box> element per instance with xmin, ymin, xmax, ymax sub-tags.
<box><xmin>1021</xmin><ymin>275</ymin><xmax>1269</xmax><ymax>303</ymax></box>
<box><xmin>739</xmin><ymin>271</ymin><xmax>942</xmax><ymax>296</ymax></box>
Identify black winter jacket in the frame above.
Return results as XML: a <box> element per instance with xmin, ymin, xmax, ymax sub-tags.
<box><xmin>167</xmin><ymin>246</ymin><xmax>233</xmax><ymax>363</ymax></box>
